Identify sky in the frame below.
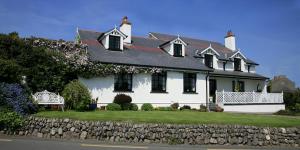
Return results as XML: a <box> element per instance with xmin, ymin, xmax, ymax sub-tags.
<box><xmin>1</xmin><ymin>0</ymin><xmax>300</xmax><ymax>87</ymax></box>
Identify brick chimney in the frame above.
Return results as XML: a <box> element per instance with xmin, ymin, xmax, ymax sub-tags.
<box><xmin>224</xmin><ymin>30</ymin><xmax>236</xmax><ymax>51</ymax></box>
<box><xmin>120</xmin><ymin>16</ymin><xmax>131</xmax><ymax>44</ymax></box>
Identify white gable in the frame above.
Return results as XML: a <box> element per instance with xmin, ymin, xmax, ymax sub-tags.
<box><xmin>99</xmin><ymin>27</ymin><xmax>126</xmax><ymax>50</ymax></box>
<box><xmin>197</xmin><ymin>44</ymin><xmax>220</xmax><ymax>57</ymax></box>
<box><xmin>230</xmin><ymin>50</ymin><xmax>247</xmax><ymax>60</ymax></box>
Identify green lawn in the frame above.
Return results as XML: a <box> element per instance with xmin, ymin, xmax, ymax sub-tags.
<box><xmin>35</xmin><ymin>111</ymin><xmax>300</xmax><ymax>127</ymax></box>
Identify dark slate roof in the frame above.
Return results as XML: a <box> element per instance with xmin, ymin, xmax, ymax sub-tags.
<box><xmin>211</xmin><ymin>70</ymin><xmax>268</xmax><ymax>80</ymax></box>
<box><xmin>78</xmin><ymin>29</ymin><xmax>267</xmax><ymax>79</ymax></box>
<box><xmin>149</xmin><ymin>32</ymin><xmax>259</xmax><ymax>65</ymax></box>
<box><xmin>78</xmin><ymin>29</ymin><xmax>212</xmax><ymax>71</ymax></box>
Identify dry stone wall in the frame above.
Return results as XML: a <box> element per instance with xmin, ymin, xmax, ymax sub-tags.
<box><xmin>1</xmin><ymin>117</ymin><xmax>299</xmax><ymax>147</ymax></box>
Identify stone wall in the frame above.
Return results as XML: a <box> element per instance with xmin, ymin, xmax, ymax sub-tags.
<box><xmin>2</xmin><ymin>117</ymin><xmax>299</xmax><ymax>147</ymax></box>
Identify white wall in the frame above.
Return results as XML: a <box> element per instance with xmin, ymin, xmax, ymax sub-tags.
<box><xmin>79</xmin><ymin>71</ymin><xmax>207</xmax><ymax>109</ymax></box>
<box><xmin>223</xmin><ymin>104</ymin><xmax>285</xmax><ymax>113</ymax></box>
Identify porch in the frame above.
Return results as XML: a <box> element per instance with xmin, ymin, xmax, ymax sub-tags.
<box><xmin>215</xmin><ymin>91</ymin><xmax>285</xmax><ymax>113</ymax></box>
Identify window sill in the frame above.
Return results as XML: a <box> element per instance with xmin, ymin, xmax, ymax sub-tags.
<box><xmin>113</xmin><ymin>90</ymin><xmax>134</xmax><ymax>93</ymax></box>
<box><xmin>183</xmin><ymin>92</ymin><xmax>198</xmax><ymax>94</ymax></box>
<box><xmin>150</xmin><ymin>91</ymin><xmax>168</xmax><ymax>94</ymax></box>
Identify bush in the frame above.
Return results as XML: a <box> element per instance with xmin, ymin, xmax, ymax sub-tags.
<box><xmin>141</xmin><ymin>103</ymin><xmax>153</xmax><ymax>111</ymax></box>
<box><xmin>274</xmin><ymin>109</ymin><xmax>296</xmax><ymax>116</ymax></box>
<box><xmin>106</xmin><ymin>103</ymin><xmax>121</xmax><ymax>111</ymax></box>
<box><xmin>199</xmin><ymin>104</ymin><xmax>207</xmax><ymax>112</ymax></box>
<box><xmin>180</xmin><ymin>105</ymin><xmax>191</xmax><ymax>110</ymax></box>
<box><xmin>157</xmin><ymin>107</ymin><xmax>173</xmax><ymax>111</ymax></box>
<box><xmin>113</xmin><ymin>94</ymin><xmax>132</xmax><ymax>110</ymax></box>
<box><xmin>62</xmin><ymin>80</ymin><xmax>91</xmax><ymax>111</ymax></box>
<box><xmin>130</xmin><ymin>103</ymin><xmax>138</xmax><ymax>111</ymax></box>
<box><xmin>0</xmin><ymin>111</ymin><xmax>24</xmax><ymax>131</ymax></box>
<box><xmin>170</xmin><ymin>103</ymin><xmax>179</xmax><ymax>110</ymax></box>
<box><xmin>0</xmin><ymin>82</ymin><xmax>37</xmax><ymax>115</ymax></box>
<box><xmin>283</xmin><ymin>89</ymin><xmax>300</xmax><ymax>112</ymax></box>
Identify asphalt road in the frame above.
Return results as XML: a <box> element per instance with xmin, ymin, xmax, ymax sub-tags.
<box><xmin>0</xmin><ymin>135</ymin><xmax>298</xmax><ymax>150</ymax></box>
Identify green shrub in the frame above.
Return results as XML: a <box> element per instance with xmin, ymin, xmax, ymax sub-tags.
<box><xmin>180</xmin><ymin>105</ymin><xmax>191</xmax><ymax>110</ymax></box>
<box><xmin>157</xmin><ymin>107</ymin><xmax>173</xmax><ymax>111</ymax></box>
<box><xmin>141</xmin><ymin>103</ymin><xmax>153</xmax><ymax>111</ymax></box>
<box><xmin>170</xmin><ymin>103</ymin><xmax>179</xmax><ymax>110</ymax></box>
<box><xmin>295</xmin><ymin>103</ymin><xmax>300</xmax><ymax>112</ymax></box>
<box><xmin>62</xmin><ymin>80</ymin><xmax>91</xmax><ymax>111</ymax></box>
<box><xmin>0</xmin><ymin>111</ymin><xmax>24</xmax><ymax>131</ymax></box>
<box><xmin>274</xmin><ymin>109</ymin><xmax>296</xmax><ymax>116</ymax></box>
<box><xmin>130</xmin><ymin>103</ymin><xmax>138</xmax><ymax>111</ymax></box>
<box><xmin>113</xmin><ymin>94</ymin><xmax>132</xmax><ymax>110</ymax></box>
<box><xmin>106</xmin><ymin>103</ymin><xmax>121</xmax><ymax>111</ymax></box>
<box><xmin>199</xmin><ymin>104</ymin><xmax>207</xmax><ymax>112</ymax></box>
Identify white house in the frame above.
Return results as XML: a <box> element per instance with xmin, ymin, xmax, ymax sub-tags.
<box><xmin>77</xmin><ymin>16</ymin><xmax>284</xmax><ymax>113</ymax></box>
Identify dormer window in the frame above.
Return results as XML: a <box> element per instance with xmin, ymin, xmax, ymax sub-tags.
<box><xmin>173</xmin><ymin>44</ymin><xmax>182</xmax><ymax>57</ymax></box>
<box><xmin>234</xmin><ymin>58</ymin><xmax>241</xmax><ymax>71</ymax></box>
<box><xmin>204</xmin><ymin>54</ymin><xmax>213</xmax><ymax>68</ymax></box>
<box><xmin>109</xmin><ymin>35</ymin><xmax>121</xmax><ymax>50</ymax></box>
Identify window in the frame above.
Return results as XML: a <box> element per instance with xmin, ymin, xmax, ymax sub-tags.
<box><xmin>151</xmin><ymin>72</ymin><xmax>167</xmax><ymax>92</ymax></box>
<box><xmin>232</xmin><ymin>80</ymin><xmax>245</xmax><ymax>92</ymax></box>
<box><xmin>109</xmin><ymin>35</ymin><xmax>121</xmax><ymax>50</ymax></box>
<box><xmin>114</xmin><ymin>73</ymin><xmax>132</xmax><ymax>91</ymax></box>
<box><xmin>223</xmin><ymin>62</ymin><xmax>226</xmax><ymax>71</ymax></box>
<box><xmin>183</xmin><ymin>73</ymin><xmax>196</xmax><ymax>93</ymax></box>
<box><xmin>205</xmin><ymin>54</ymin><xmax>213</xmax><ymax>68</ymax></box>
<box><xmin>247</xmin><ymin>65</ymin><xmax>250</xmax><ymax>73</ymax></box>
<box><xmin>173</xmin><ymin>44</ymin><xmax>182</xmax><ymax>57</ymax></box>
<box><xmin>234</xmin><ymin>58</ymin><xmax>241</xmax><ymax>71</ymax></box>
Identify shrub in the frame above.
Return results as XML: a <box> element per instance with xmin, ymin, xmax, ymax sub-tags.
<box><xmin>130</xmin><ymin>103</ymin><xmax>138</xmax><ymax>111</ymax></box>
<box><xmin>274</xmin><ymin>109</ymin><xmax>296</xmax><ymax>116</ymax></box>
<box><xmin>62</xmin><ymin>80</ymin><xmax>91</xmax><ymax>111</ymax></box>
<box><xmin>106</xmin><ymin>103</ymin><xmax>121</xmax><ymax>111</ymax></box>
<box><xmin>180</xmin><ymin>105</ymin><xmax>191</xmax><ymax>110</ymax></box>
<box><xmin>113</xmin><ymin>94</ymin><xmax>132</xmax><ymax>110</ymax></box>
<box><xmin>215</xmin><ymin>105</ymin><xmax>224</xmax><ymax>112</ymax></box>
<box><xmin>0</xmin><ymin>110</ymin><xmax>24</xmax><ymax>131</ymax></box>
<box><xmin>0</xmin><ymin>82</ymin><xmax>37</xmax><ymax>115</ymax></box>
<box><xmin>157</xmin><ymin>107</ymin><xmax>173</xmax><ymax>111</ymax></box>
<box><xmin>199</xmin><ymin>104</ymin><xmax>207</xmax><ymax>112</ymax></box>
<box><xmin>141</xmin><ymin>103</ymin><xmax>153</xmax><ymax>111</ymax></box>
<box><xmin>170</xmin><ymin>103</ymin><xmax>179</xmax><ymax>110</ymax></box>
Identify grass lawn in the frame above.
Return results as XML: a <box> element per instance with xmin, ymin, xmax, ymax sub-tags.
<box><xmin>35</xmin><ymin>111</ymin><xmax>300</xmax><ymax>127</ymax></box>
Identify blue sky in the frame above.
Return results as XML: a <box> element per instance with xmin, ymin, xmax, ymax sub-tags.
<box><xmin>1</xmin><ymin>0</ymin><xmax>300</xmax><ymax>87</ymax></box>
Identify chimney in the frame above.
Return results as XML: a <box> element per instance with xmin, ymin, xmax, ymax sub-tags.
<box><xmin>120</xmin><ymin>16</ymin><xmax>131</xmax><ymax>43</ymax></box>
<box><xmin>224</xmin><ymin>30</ymin><xmax>236</xmax><ymax>51</ymax></box>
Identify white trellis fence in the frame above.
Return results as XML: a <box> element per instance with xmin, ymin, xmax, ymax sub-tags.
<box><xmin>32</xmin><ymin>90</ymin><xmax>65</xmax><ymax>111</ymax></box>
<box><xmin>216</xmin><ymin>90</ymin><xmax>283</xmax><ymax>106</ymax></box>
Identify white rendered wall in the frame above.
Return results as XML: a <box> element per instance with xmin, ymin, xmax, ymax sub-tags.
<box><xmin>225</xmin><ymin>36</ymin><xmax>236</xmax><ymax>51</ymax></box>
<box><xmin>223</xmin><ymin>104</ymin><xmax>285</xmax><ymax>113</ymax></box>
<box><xmin>120</xmin><ymin>24</ymin><xmax>131</xmax><ymax>43</ymax></box>
<box><xmin>79</xmin><ymin>71</ymin><xmax>207</xmax><ymax>109</ymax></box>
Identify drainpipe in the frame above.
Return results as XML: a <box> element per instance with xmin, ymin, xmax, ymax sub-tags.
<box><xmin>205</xmin><ymin>71</ymin><xmax>210</xmax><ymax>112</ymax></box>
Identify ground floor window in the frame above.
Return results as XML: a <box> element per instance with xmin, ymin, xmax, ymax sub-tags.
<box><xmin>114</xmin><ymin>73</ymin><xmax>132</xmax><ymax>91</ymax></box>
<box><xmin>232</xmin><ymin>80</ymin><xmax>245</xmax><ymax>92</ymax></box>
<box><xmin>151</xmin><ymin>71</ymin><xmax>167</xmax><ymax>92</ymax></box>
<box><xmin>183</xmin><ymin>73</ymin><xmax>196</xmax><ymax>93</ymax></box>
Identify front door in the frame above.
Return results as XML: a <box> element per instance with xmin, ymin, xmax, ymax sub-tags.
<box><xmin>209</xmin><ymin>79</ymin><xmax>217</xmax><ymax>103</ymax></box>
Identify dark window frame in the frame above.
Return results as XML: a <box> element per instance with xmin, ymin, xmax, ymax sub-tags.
<box><xmin>183</xmin><ymin>73</ymin><xmax>197</xmax><ymax>93</ymax></box>
<box><xmin>234</xmin><ymin>58</ymin><xmax>241</xmax><ymax>71</ymax></box>
<box><xmin>223</xmin><ymin>62</ymin><xmax>226</xmax><ymax>71</ymax></box>
<box><xmin>114</xmin><ymin>73</ymin><xmax>132</xmax><ymax>92</ymax></box>
<box><xmin>173</xmin><ymin>43</ymin><xmax>183</xmax><ymax>57</ymax></box>
<box><xmin>205</xmin><ymin>54</ymin><xmax>214</xmax><ymax>68</ymax></box>
<box><xmin>232</xmin><ymin>80</ymin><xmax>245</xmax><ymax>92</ymax></box>
<box><xmin>109</xmin><ymin>35</ymin><xmax>121</xmax><ymax>50</ymax></box>
<box><xmin>151</xmin><ymin>72</ymin><xmax>167</xmax><ymax>92</ymax></box>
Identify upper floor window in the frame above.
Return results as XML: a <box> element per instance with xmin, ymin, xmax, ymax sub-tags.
<box><xmin>204</xmin><ymin>54</ymin><xmax>213</xmax><ymax>68</ymax></box>
<box><xmin>234</xmin><ymin>58</ymin><xmax>241</xmax><ymax>71</ymax></box>
<box><xmin>114</xmin><ymin>73</ymin><xmax>132</xmax><ymax>91</ymax></box>
<box><xmin>109</xmin><ymin>35</ymin><xmax>121</xmax><ymax>50</ymax></box>
<box><xmin>183</xmin><ymin>73</ymin><xmax>196</xmax><ymax>93</ymax></box>
<box><xmin>151</xmin><ymin>72</ymin><xmax>167</xmax><ymax>92</ymax></box>
<box><xmin>173</xmin><ymin>44</ymin><xmax>182</xmax><ymax>57</ymax></box>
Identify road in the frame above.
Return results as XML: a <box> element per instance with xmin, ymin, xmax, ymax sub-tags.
<box><xmin>0</xmin><ymin>135</ymin><xmax>298</xmax><ymax>150</ymax></box>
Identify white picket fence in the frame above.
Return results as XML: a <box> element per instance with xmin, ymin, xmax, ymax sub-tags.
<box><xmin>216</xmin><ymin>91</ymin><xmax>283</xmax><ymax>105</ymax></box>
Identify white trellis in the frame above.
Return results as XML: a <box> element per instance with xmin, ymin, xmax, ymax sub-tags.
<box><xmin>32</xmin><ymin>90</ymin><xmax>64</xmax><ymax>111</ymax></box>
<box><xmin>216</xmin><ymin>90</ymin><xmax>283</xmax><ymax>106</ymax></box>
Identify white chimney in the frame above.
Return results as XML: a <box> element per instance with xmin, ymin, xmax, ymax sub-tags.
<box><xmin>224</xmin><ymin>30</ymin><xmax>236</xmax><ymax>51</ymax></box>
<box><xmin>120</xmin><ymin>16</ymin><xmax>131</xmax><ymax>44</ymax></box>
